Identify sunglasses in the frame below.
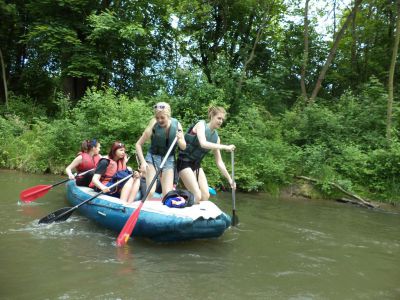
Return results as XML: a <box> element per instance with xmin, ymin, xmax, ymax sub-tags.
<box><xmin>153</xmin><ymin>104</ymin><xmax>166</xmax><ymax>110</ymax></box>
<box><xmin>117</xmin><ymin>143</ymin><xmax>125</xmax><ymax>148</ymax></box>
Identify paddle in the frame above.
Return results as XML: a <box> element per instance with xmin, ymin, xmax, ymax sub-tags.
<box><xmin>38</xmin><ymin>173</ymin><xmax>133</xmax><ymax>224</ymax></box>
<box><xmin>231</xmin><ymin>151</ymin><xmax>239</xmax><ymax>226</ymax></box>
<box><xmin>20</xmin><ymin>169</ymin><xmax>94</xmax><ymax>203</ymax></box>
<box><xmin>116</xmin><ymin>136</ymin><xmax>178</xmax><ymax>247</ymax></box>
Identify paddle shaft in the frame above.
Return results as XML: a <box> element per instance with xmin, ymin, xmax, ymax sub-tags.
<box><xmin>231</xmin><ymin>151</ymin><xmax>238</xmax><ymax>226</ymax></box>
<box><xmin>39</xmin><ymin>173</ymin><xmax>133</xmax><ymax>224</ymax></box>
<box><xmin>51</xmin><ymin>168</ymin><xmax>94</xmax><ymax>188</ymax></box>
<box><xmin>116</xmin><ymin>136</ymin><xmax>178</xmax><ymax>246</ymax></box>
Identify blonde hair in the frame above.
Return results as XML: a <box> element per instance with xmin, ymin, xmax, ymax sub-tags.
<box><xmin>208</xmin><ymin>106</ymin><xmax>226</xmax><ymax>120</ymax></box>
<box><xmin>154</xmin><ymin>102</ymin><xmax>171</xmax><ymax>118</ymax></box>
<box><xmin>144</xmin><ymin>102</ymin><xmax>172</xmax><ymax>137</ymax></box>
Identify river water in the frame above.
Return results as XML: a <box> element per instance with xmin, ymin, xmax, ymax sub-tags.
<box><xmin>1</xmin><ymin>169</ymin><xmax>399</xmax><ymax>299</ymax></box>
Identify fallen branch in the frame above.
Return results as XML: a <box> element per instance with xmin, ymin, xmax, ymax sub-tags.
<box><xmin>296</xmin><ymin>175</ymin><xmax>378</xmax><ymax>209</ymax></box>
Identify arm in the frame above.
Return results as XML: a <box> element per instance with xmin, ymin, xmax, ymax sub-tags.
<box><xmin>91</xmin><ymin>160</ymin><xmax>110</xmax><ymax>193</ymax></box>
<box><xmin>177</xmin><ymin>122</ymin><xmax>186</xmax><ymax>150</ymax></box>
<box><xmin>135</xmin><ymin>118</ymin><xmax>156</xmax><ymax>173</ymax></box>
<box><xmin>65</xmin><ymin>155</ymin><xmax>83</xmax><ymax>180</ymax></box>
<box><xmin>196</xmin><ymin>121</ymin><xmax>235</xmax><ymax>151</ymax></box>
<box><xmin>213</xmin><ymin>138</ymin><xmax>236</xmax><ymax>189</ymax></box>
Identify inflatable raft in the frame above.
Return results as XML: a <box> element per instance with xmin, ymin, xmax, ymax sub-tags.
<box><xmin>66</xmin><ymin>181</ymin><xmax>231</xmax><ymax>242</ymax></box>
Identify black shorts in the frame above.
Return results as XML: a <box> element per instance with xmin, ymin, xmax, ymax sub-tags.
<box><xmin>75</xmin><ymin>170</ymin><xmax>95</xmax><ymax>187</ymax></box>
<box><xmin>176</xmin><ymin>158</ymin><xmax>200</xmax><ymax>173</ymax></box>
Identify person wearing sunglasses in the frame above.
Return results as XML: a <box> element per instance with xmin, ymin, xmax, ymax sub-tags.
<box><xmin>177</xmin><ymin>106</ymin><xmax>236</xmax><ymax>203</ymax></box>
<box><xmin>65</xmin><ymin>139</ymin><xmax>102</xmax><ymax>187</ymax></box>
<box><xmin>135</xmin><ymin>102</ymin><xmax>186</xmax><ymax>199</ymax></box>
<box><xmin>90</xmin><ymin>141</ymin><xmax>140</xmax><ymax>203</ymax></box>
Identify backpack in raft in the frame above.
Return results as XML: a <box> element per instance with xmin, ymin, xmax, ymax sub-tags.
<box><xmin>162</xmin><ymin>189</ymin><xmax>195</xmax><ymax>208</ymax></box>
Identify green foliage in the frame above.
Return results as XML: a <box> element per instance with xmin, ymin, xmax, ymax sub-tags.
<box><xmin>367</xmin><ymin>144</ymin><xmax>400</xmax><ymax>200</ymax></box>
<box><xmin>70</xmin><ymin>88</ymin><xmax>151</xmax><ymax>154</ymax></box>
<box><xmin>0</xmin><ymin>94</ymin><xmax>47</xmax><ymax>123</ymax></box>
<box><xmin>1</xmin><ymin>0</ymin><xmax>400</xmax><ymax>204</ymax></box>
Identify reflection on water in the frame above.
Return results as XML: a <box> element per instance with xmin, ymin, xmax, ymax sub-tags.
<box><xmin>1</xmin><ymin>170</ymin><xmax>400</xmax><ymax>299</ymax></box>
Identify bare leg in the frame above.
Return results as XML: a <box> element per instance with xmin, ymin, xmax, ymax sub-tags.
<box><xmin>145</xmin><ymin>164</ymin><xmax>157</xmax><ymax>200</ymax></box>
<box><xmin>161</xmin><ymin>168</ymin><xmax>174</xmax><ymax>196</ymax></box>
<box><xmin>179</xmin><ymin>168</ymin><xmax>202</xmax><ymax>203</ymax></box>
<box><xmin>196</xmin><ymin>168</ymin><xmax>210</xmax><ymax>201</ymax></box>
<box><xmin>119</xmin><ymin>178</ymin><xmax>134</xmax><ymax>202</ymax></box>
<box><xmin>126</xmin><ymin>177</ymin><xmax>140</xmax><ymax>203</ymax></box>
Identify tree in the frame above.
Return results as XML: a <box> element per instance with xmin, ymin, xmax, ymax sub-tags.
<box><xmin>0</xmin><ymin>48</ymin><xmax>8</xmax><ymax>108</ymax></box>
<box><xmin>387</xmin><ymin>0</ymin><xmax>400</xmax><ymax>141</ymax></box>
<box><xmin>308</xmin><ymin>0</ymin><xmax>363</xmax><ymax>103</ymax></box>
<box><xmin>300</xmin><ymin>0</ymin><xmax>310</xmax><ymax>99</ymax></box>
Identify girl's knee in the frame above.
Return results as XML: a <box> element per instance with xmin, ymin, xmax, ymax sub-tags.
<box><xmin>193</xmin><ymin>189</ymin><xmax>202</xmax><ymax>203</ymax></box>
<box><xmin>201</xmin><ymin>191</ymin><xmax>210</xmax><ymax>201</ymax></box>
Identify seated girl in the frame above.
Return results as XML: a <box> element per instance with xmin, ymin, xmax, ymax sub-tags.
<box><xmin>65</xmin><ymin>139</ymin><xmax>102</xmax><ymax>187</ymax></box>
<box><xmin>90</xmin><ymin>141</ymin><xmax>140</xmax><ymax>204</ymax></box>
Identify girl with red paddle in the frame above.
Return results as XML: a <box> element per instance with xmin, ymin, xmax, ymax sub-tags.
<box><xmin>65</xmin><ymin>139</ymin><xmax>102</xmax><ymax>187</ymax></box>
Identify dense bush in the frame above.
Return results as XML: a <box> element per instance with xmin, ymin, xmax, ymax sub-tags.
<box><xmin>0</xmin><ymin>78</ymin><xmax>399</xmax><ymax>203</ymax></box>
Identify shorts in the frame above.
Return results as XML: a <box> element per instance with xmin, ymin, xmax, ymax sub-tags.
<box><xmin>145</xmin><ymin>152</ymin><xmax>175</xmax><ymax>170</ymax></box>
<box><xmin>75</xmin><ymin>170</ymin><xmax>94</xmax><ymax>187</ymax></box>
<box><xmin>176</xmin><ymin>158</ymin><xmax>200</xmax><ymax>173</ymax></box>
<box><xmin>94</xmin><ymin>171</ymin><xmax>131</xmax><ymax>198</ymax></box>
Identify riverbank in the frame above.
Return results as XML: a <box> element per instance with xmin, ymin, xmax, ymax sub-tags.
<box><xmin>282</xmin><ymin>180</ymin><xmax>398</xmax><ymax>211</ymax></box>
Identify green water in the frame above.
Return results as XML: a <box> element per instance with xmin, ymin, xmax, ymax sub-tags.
<box><xmin>1</xmin><ymin>169</ymin><xmax>399</xmax><ymax>299</ymax></box>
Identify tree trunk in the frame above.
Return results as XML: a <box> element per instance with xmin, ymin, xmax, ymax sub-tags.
<box><xmin>62</xmin><ymin>77</ymin><xmax>88</xmax><ymax>101</ymax></box>
<box><xmin>387</xmin><ymin>0</ymin><xmax>400</xmax><ymax>141</ymax></box>
<box><xmin>350</xmin><ymin>3</ymin><xmax>357</xmax><ymax>79</ymax></box>
<box><xmin>236</xmin><ymin>21</ymin><xmax>266</xmax><ymax>95</ymax></box>
<box><xmin>309</xmin><ymin>0</ymin><xmax>363</xmax><ymax>103</ymax></box>
<box><xmin>0</xmin><ymin>49</ymin><xmax>8</xmax><ymax>109</ymax></box>
<box><xmin>300</xmin><ymin>0</ymin><xmax>310</xmax><ymax>99</ymax></box>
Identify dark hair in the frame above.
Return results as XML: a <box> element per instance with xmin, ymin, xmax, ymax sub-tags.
<box><xmin>80</xmin><ymin>139</ymin><xmax>98</xmax><ymax>153</ymax></box>
<box><xmin>108</xmin><ymin>141</ymin><xmax>125</xmax><ymax>159</ymax></box>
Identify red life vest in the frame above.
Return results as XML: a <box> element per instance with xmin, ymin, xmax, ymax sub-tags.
<box><xmin>76</xmin><ymin>152</ymin><xmax>100</xmax><ymax>172</ymax></box>
<box><xmin>99</xmin><ymin>156</ymin><xmax>127</xmax><ymax>185</ymax></box>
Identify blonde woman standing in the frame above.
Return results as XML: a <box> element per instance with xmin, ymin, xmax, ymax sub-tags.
<box><xmin>177</xmin><ymin>106</ymin><xmax>235</xmax><ymax>203</ymax></box>
<box><xmin>135</xmin><ymin>102</ymin><xmax>186</xmax><ymax>199</ymax></box>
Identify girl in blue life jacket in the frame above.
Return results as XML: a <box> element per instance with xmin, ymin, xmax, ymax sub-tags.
<box><xmin>135</xmin><ymin>102</ymin><xmax>186</xmax><ymax>199</ymax></box>
<box><xmin>176</xmin><ymin>106</ymin><xmax>236</xmax><ymax>204</ymax></box>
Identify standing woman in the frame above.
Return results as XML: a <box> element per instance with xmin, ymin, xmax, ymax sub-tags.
<box><xmin>65</xmin><ymin>139</ymin><xmax>102</xmax><ymax>187</ymax></box>
<box><xmin>177</xmin><ymin>106</ymin><xmax>235</xmax><ymax>203</ymax></box>
<box><xmin>136</xmin><ymin>102</ymin><xmax>186</xmax><ymax>199</ymax></box>
<box><xmin>91</xmin><ymin>141</ymin><xmax>140</xmax><ymax>204</ymax></box>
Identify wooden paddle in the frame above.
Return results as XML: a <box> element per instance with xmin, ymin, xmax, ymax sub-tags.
<box><xmin>38</xmin><ymin>173</ymin><xmax>133</xmax><ymax>224</ymax></box>
<box><xmin>116</xmin><ymin>136</ymin><xmax>178</xmax><ymax>247</ymax></box>
<box><xmin>231</xmin><ymin>151</ymin><xmax>239</xmax><ymax>226</ymax></box>
<box><xmin>20</xmin><ymin>169</ymin><xmax>94</xmax><ymax>203</ymax></box>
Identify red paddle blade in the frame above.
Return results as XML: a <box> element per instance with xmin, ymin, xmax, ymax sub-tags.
<box><xmin>116</xmin><ymin>201</ymin><xmax>144</xmax><ymax>247</ymax></box>
<box><xmin>20</xmin><ymin>185</ymin><xmax>52</xmax><ymax>202</ymax></box>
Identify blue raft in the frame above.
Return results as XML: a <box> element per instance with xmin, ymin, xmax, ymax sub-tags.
<box><xmin>66</xmin><ymin>181</ymin><xmax>231</xmax><ymax>242</ymax></box>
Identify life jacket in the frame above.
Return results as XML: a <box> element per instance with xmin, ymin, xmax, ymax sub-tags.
<box><xmin>178</xmin><ymin>120</ymin><xmax>218</xmax><ymax>163</ymax></box>
<box><xmin>76</xmin><ymin>152</ymin><xmax>100</xmax><ymax>172</ymax></box>
<box><xmin>95</xmin><ymin>156</ymin><xmax>127</xmax><ymax>186</ymax></box>
<box><xmin>149</xmin><ymin>118</ymin><xmax>178</xmax><ymax>156</ymax></box>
